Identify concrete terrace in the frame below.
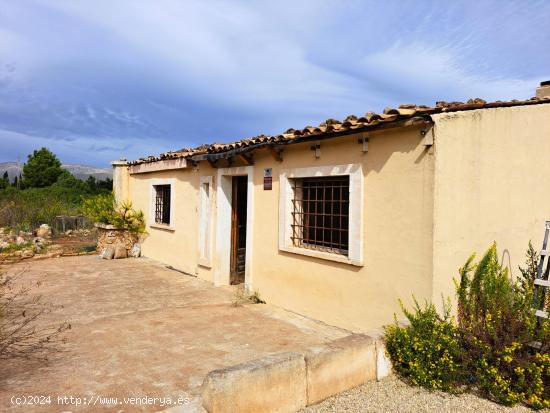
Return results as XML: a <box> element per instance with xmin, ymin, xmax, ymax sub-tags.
<box><xmin>0</xmin><ymin>256</ymin><xmax>349</xmax><ymax>412</ymax></box>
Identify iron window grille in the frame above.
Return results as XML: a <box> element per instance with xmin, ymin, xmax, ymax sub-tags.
<box><xmin>154</xmin><ymin>185</ymin><xmax>171</xmax><ymax>225</ymax></box>
<box><xmin>291</xmin><ymin>176</ymin><xmax>350</xmax><ymax>255</ymax></box>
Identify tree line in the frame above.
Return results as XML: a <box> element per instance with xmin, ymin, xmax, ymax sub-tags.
<box><xmin>0</xmin><ymin>148</ymin><xmax>113</xmax><ymax>230</ymax></box>
<box><xmin>0</xmin><ymin>148</ymin><xmax>112</xmax><ymax>192</ymax></box>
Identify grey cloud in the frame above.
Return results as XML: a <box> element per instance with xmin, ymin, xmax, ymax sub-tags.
<box><xmin>0</xmin><ymin>0</ymin><xmax>549</xmax><ymax>165</ymax></box>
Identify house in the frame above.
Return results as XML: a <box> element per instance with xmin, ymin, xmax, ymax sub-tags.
<box><xmin>112</xmin><ymin>82</ymin><xmax>550</xmax><ymax>332</ymax></box>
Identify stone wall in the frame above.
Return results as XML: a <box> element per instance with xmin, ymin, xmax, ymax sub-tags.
<box><xmin>95</xmin><ymin>223</ymin><xmax>139</xmax><ymax>254</ymax></box>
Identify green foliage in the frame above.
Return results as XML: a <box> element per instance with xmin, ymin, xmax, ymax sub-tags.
<box><xmin>0</xmin><ymin>186</ymin><xmax>83</xmax><ymax>230</ymax></box>
<box><xmin>518</xmin><ymin>241</ymin><xmax>538</xmax><ymax>296</ymax></box>
<box><xmin>0</xmin><ymin>149</ymin><xmax>112</xmax><ymax>230</ymax></box>
<box><xmin>52</xmin><ymin>170</ymin><xmax>90</xmax><ymax>192</ymax></box>
<box><xmin>457</xmin><ymin>243</ymin><xmax>536</xmax><ymax>354</ymax></box>
<box><xmin>80</xmin><ymin>194</ymin><xmax>145</xmax><ymax>233</ymax></box>
<box><xmin>385</xmin><ymin>299</ymin><xmax>462</xmax><ymax>391</ymax></box>
<box><xmin>22</xmin><ymin>147</ymin><xmax>63</xmax><ymax>188</ymax></box>
<box><xmin>0</xmin><ymin>172</ymin><xmax>8</xmax><ymax>190</ymax></box>
<box><xmin>0</xmin><ymin>240</ymin><xmax>32</xmax><ymax>253</ymax></box>
<box><xmin>386</xmin><ymin>243</ymin><xmax>549</xmax><ymax>409</ymax></box>
<box><xmin>457</xmin><ymin>243</ymin><xmax>548</xmax><ymax>408</ymax></box>
<box><xmin>80</xmin><ymin>193</ymin><xmax>115</xmax><ymax>224</ymax></box>
<box><xmin>475</xmin><ymin>345</ymin><xmax>549</xmax><ymax>408</ymax></box>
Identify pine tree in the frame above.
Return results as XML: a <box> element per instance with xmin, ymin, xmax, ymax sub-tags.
<box><xmin>22</xmin><ymin>147</ymin><xmax>63</xmax><ymax>188</ymax></box>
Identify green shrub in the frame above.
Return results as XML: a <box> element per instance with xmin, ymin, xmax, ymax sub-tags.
<box><xmin>457</xmin><ymin>243</ymin><xmax>549</xmax><ymax>408</ymax></box>
<box><xmin>0</xmin><ymin>186</ymin><xmax>82</xmax><ymax>229</ymax></box>
<box><xmin>81</xmin><ymin>194</ymin><xmax>145</xmax><ymax>233</ymax></box>
<box><xmin>386</xmin><ymin>242</ymin><xmax>549</xmax><ymax>409</ymax></box>
<box><xmin>80</xmin><ymin>193</ymin><xmax>116</xmax><ymax>225</ymax></box>
<box><xmin>385</xmin><ymin>299</ymin><xmax>462</xmax><ymax>391</ymax></box>
<box><xmin>0</xmin><ymin>241</ymin><xmax>33</xmax><ymax>253</ymax></box>
<box><xmin>475</xmin><ymin>346</ymin><xmax>549</xmax><ymax>408</ymax></box>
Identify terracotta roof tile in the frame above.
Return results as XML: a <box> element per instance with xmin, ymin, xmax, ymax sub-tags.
<box><xmin>127</xmin><ymin>96</ymin><xmax>550</xmax><ymax>165</ymax></box>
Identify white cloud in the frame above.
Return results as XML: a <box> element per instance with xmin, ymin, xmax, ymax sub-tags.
<box><xmin>0</xmin><ymin>0</ymin><xmax>549</xmax><ymax>165</ymax></box>
<box><xmin>361</xmin><ymin>42</ymin><xmax>544</xmax><ymax>102</ymax></box>
<box><xmin>0</xmin><ymin>128</ymin><xmax>173</xmax><ymax>166</ymax></box>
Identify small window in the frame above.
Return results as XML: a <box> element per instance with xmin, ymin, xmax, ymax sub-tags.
<box><xmin>154</xmin><ymin>184</ymin><xmax>171</xmax><ymax>225</ymax></box>
<box><xmin>291</xmin><ymin>176</ymin><xmax>349</xmax><ymax>255</ymax></box>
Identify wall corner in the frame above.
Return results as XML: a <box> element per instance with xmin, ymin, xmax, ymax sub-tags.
<box><xmin>111</xmin><ymin>160</ymin><xmax>129</xmax><ymax>203</ymax></box>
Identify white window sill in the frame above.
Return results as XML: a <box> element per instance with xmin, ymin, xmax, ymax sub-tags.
<box><xmin>198</xmin><ymin>259</ymin><xmax>212</xmax><ymax>269</ymax></box>
<box><xmin>279</xmin><ymin>245</ymin><xmax>364</xmax><ymax>267</ymax></box>
<box><xmin>149</xmin><ymin>223</ymin><xmax>175</xmax><ymax>232</ymax></box>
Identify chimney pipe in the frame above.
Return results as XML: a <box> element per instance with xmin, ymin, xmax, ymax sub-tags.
<box><xmin>536</xmin><ymin>81</ymin><xmax>550</xmax><ymax>99</ymax></box>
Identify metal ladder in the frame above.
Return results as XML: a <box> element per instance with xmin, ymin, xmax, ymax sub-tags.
<box><xmin>534</xmin><ymin>221</ymin><xmax>550</xmax><ymax>320</ymax></box>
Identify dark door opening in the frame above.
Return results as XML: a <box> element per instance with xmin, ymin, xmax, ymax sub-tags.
<box><xmin>230</xmin><ymin>176</ymin><xmax>247</xmax><ymax>284</ymax></box>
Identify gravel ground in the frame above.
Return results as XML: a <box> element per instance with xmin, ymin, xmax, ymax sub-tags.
<box><xmin>301</xmin><ymin>375</ymin><xmax>549</xmax><ymax>413</ymax></box>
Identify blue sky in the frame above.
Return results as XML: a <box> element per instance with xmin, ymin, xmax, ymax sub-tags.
<box><xmin>0</xmin><ymin>0</ymin><xmax>549</xmax><ymax>167</ymax></box>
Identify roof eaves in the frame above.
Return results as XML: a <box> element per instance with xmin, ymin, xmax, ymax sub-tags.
<box><xmin>126</xmin><ymin>96</ymin><xmax>550</xmax><ymax>166</ymax></box>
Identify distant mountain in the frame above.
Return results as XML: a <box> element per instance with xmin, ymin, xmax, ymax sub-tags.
<box><xmin>0</xmin><ymin>162</ymin><xmax>112</xmax><ymax>182</ymax></box>
<box><xmin>61</xmin><ymin>164</ymin><xmax>112</xmax><ymax>181</ymax></box>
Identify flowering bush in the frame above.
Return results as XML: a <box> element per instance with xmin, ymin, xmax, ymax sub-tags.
<box><xmin>81</xmin><ymin>194</ymin><xmax>145</xmax><ymax>233</ymax></box>
<box><xmin>385</xmin><ymin>243</ymin><xmax>549</xmax><ymax>409</ymax></box>
<box><xmin>385</xmin><ymin>299</ymin><xmax>462</xmax><ymax>391</ymax></box>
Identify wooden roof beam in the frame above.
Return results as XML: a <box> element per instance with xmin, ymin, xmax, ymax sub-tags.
<box><xmin>268</xmin><ymin>146</ymin><xmax>283</xmax><ymax>162</ymax></box>
<box><xmin>234</xmin><ymin>154</ymin><xmax>254</xmax><ymax>166</ymax></box>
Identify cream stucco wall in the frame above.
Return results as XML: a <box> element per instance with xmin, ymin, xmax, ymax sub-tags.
<box><xmin>250</xmin><ymin>128</ymin><xmax>434</xmax><ymax>331</ymax></box>
<box><xmin>431</xmin><ymin>104</ymin><xmax>550</xmax><ymax>306</ymax></box>
<box><xmin>115</xmin><ymin>126</ymin><xmax>435</xmax><ymax>332</ymax></box>
<box><xmin>112</xmin><ymin>160</ymin><xmax>130</xmax><ymax>203</ymax></box>
<box><xmin>121</xmin><ymin>166</ymin><xmax>218</xmax><ymax>282</ymax></box>
<box><xmin>111</xmin><ymin>102</ymin><xmax>550</xmax><ymax>333</ymax></box>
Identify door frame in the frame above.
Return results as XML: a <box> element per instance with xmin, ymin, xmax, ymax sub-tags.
<box><xmin>215</xmin><ymin>166</ymin><xmax>254</xmax><ymax>289</ymax></box>
<box><xmin>229</xmin><ymin>175</ymin><xmax>247</xmax><ymax>284</ymax></box>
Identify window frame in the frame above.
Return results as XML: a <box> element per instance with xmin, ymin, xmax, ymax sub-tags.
<box><xmin>198</xmin><ymin>176</ymin><xmax>214</xmax><ymax>267</ymax></box>
<box><xmin>149</xmin><ymin>179</ymin><xmax>176</xmax><ymax>231</ymax></box>
<box><xmin>290</xmin><ymin>175</ymin><xmax>350</xmax><ymax>255</ymax></box>
<box><xmin>154</xmin><ymin>184</ymin><xmax>171</xmax><ymax>225</ymax></box>
<box><xmin>279</xmin><ymin>164</ymin><xmax>364</xmax><ymax>266</ymax></box>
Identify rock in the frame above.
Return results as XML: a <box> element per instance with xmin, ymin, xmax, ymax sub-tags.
<box><xmin>15</xmin><ymin>236</ymin><xmax>26</xmax><ymax>245</ymax></box>
<box><xmin>129</xmin><ymin>243</ymin><xmax>141</xmax><ymax>258</ymax></box>
<box><xmin>101</xmin><ymin>246</ymin><xmax>115</xmax><ymax>260</ymax></box>
<box><xmin>33</xmin><ymin>237</ymin><xmax>46</xmax><ymax>253</ymax></box>
<box><xmin>33</xmin><ymin>237</ymin><xmax>46</xmax><ymax>246</ymax></box>
<box><xmin>0</xmin><ymin>240</ymin><xmax>8</xmax><ymax>250</ymax></box>
<box><xmin>114</xmin><ymin>244</ymin><xmax>127</xmax><ymax>259</ymax></box>
<box><xmin>36</xmin><ymin>224</ymin><xmax>52</xmax><ymax>239</ymax></box>
<box><xmin>21</xmin><ymin>249</ymin><xmax>34</xmax><ymax>259</ymax></box>
<box><xmin>65</xmin><ymin>230</ymin><xmax>73</xmax><ymax>235</ymax></box>
<box><xmin>48</xmin><ymin>244</ymin><xmax>63</xmax><ymax>252</ymax></box>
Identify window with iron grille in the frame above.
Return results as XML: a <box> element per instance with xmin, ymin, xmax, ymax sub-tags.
<box><xmin>291</xmin><ymin>176</ymin><xmax>349</xmax><ymax>255</ymax></box>
<box><xmin>154</xmin><ymin>184</ymin><xmax>171</xmax><ymax>225</ymax></box>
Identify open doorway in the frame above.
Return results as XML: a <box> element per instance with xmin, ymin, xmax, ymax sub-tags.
<box><xmin>230</xmin><ymin>176</ymin><xmax>247</xmax><ymax>284</ymax></box>
<box><xmin>215</xmin><ymin>166</ymin><xmax>253</xmax><ymax>287</ymax></box>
